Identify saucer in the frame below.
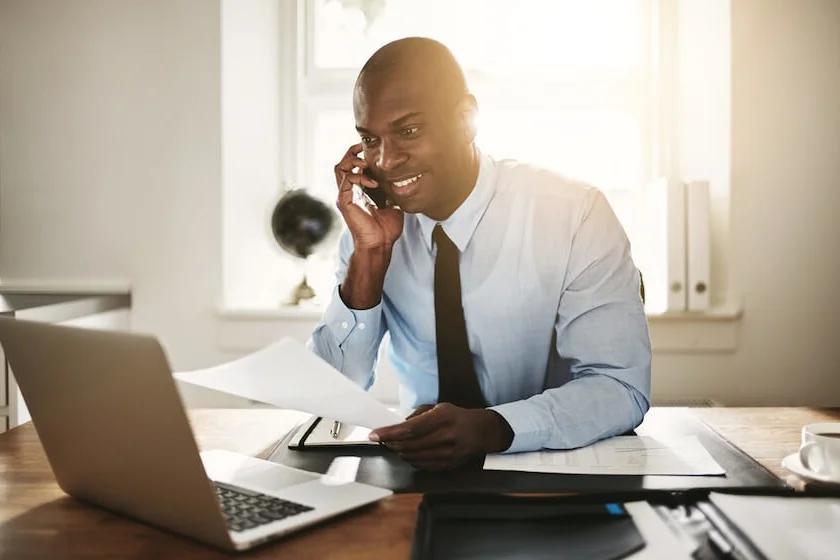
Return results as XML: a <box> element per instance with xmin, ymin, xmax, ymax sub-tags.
<box><xmin>781</xmin><ymin>452</ymin><xmax>840</xmax><ymax>487</ymax></box>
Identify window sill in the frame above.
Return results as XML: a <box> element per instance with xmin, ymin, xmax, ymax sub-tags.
<box><xmin>216</xmin><ymin>301</ymin><xmax>743</xmax><ymax>353</ymax></box>
<box><xmin>218</xmin><ymin>304</ymin><xmax>325</xmax><ymax>321</ymax></box>
<box><xmin>646</xmin><ymin>301</ymin><xmax>742</xmax><ymax>353</ymax></box>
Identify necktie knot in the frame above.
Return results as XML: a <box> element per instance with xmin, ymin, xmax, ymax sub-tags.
<box><xmin>433</xmin><ymin>224</ymin><xmax>452</xmax><ymax>251</ymax></box>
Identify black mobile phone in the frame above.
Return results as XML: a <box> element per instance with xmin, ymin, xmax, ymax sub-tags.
<box><xmin>363</xmin><ymin>186</ymin><xmax>388</xmax><ymax>209</ymax></box>
<box><xmin>361</xmin><ymin>169</ymin><xmax>388</xmax><ymax>209</ymax></box>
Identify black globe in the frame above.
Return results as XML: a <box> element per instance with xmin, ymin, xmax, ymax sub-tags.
<box><xmin>270</xmin><ymin>189</ymin><xmax>339</xmax><ymax>259</ymax></box>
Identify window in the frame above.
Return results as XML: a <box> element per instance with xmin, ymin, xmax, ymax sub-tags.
<box><xmin>289</xmin><ymin>0</ymin><xmax>661</xmax><ymax>302</ymax></box>
<box><xmin>221</xmin><ymin>0</ymin><xmax>731</xmax><ymax>314</ymax></box>
<box><xmin>300</xmin><ymin>0</ymin><xmax>655</xmax><ymax>247</ymax></box>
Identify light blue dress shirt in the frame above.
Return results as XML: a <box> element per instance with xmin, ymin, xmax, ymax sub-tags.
<box><xmin>309</xmin><ymin>152</ymin><xmax>651</xmax><ymax>453</ymax></box>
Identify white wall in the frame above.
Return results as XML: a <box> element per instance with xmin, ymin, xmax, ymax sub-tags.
<box><xmin>677</xmin><ymin>0</ymin><xmax>732</xmax><ymax>306</ymax></box>
<box><xmin>221</xmin><ymin>0</ymin><xmax>300</xmax><ymax>310</ymax></box>
<box><xmin>1</xmin><ymin>0</ymin><xmax>838</xmax><ymax>406</ymax></box>
<box><xmin>654</xmin><ymin>0</ymin><xmax>840</xmax><ymax>405</ymax></box>
<box><xmin>0</xmin><ymin>0</ymin><xmax>223</xmax><ymax>370</ymax></box>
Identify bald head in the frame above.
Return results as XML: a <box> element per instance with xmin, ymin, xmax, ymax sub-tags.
<box><xmin>351</xmin><ymin>37</ymin><xmax>479</xmax><ymax>221</ymax></box>
<box><xmin>355</xmin><ymin>37</ymin><xmax>468</xmax><ymax>109</ymax></box>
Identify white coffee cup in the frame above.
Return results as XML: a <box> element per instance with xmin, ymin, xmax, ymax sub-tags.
<box><xmin>799</xmin><ymin>422</ymin><xmax>840</xmax><ymax>480</ymax></box>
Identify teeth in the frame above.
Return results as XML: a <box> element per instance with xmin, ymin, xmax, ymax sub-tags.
<box><xmin>393</xmin><ymin>173</ymin><xmax>422</xmax><ymax>188</ymax></box>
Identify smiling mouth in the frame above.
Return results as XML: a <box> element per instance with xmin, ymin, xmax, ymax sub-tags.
<box><xmin>391</xmin><ymin>173</ymin><xmax>424</xmax><ymax>189</ymax></box>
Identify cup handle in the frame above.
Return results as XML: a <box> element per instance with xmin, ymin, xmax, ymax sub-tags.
<box><xmin>799</xmin><ymin>441</ymin><xmax>826</xmax><ymax>474</ymax></box>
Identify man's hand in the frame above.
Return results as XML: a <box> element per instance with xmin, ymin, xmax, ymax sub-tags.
<box><xmin>334</xmin><ymin>143</ymin><xmax>405</xmax><ymax>309</ymax></box>
<box><xmin>369</xmin><ymin>403</ymin><xmax>514</xmax><ymax>471</ymax></box>
<box><xmin>334</xmin><ymin>142</ymin><xmax>404</xmax><ymax>251</ymax></box>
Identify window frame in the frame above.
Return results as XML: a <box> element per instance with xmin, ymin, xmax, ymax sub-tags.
<box><xmin>218</xmin><ymin>0</ymin><xmax>741</xmax><ymax>352</ymax></box>
<box><xmin>288</xmin><ymin>0</ymin><xmax>668</xmax><ymax>202</ymax></box>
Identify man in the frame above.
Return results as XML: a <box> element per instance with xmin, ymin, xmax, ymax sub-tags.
<box><xmin>309</xmin><ymin>37</ymin><xmax>651</xmax><ymax>471</ymax></box>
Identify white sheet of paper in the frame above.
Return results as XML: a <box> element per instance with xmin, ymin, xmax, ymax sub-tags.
<box><xmin>174</xmin><ymin>337</ymin><xmax>404</xmax><ymax>429</ymax></box>
<box><xmin>483</xmin><ymin>435</ymin><xmax>725</xmax><ymax>476</ymax></box>
<box><xmin>708</xmin><ymin>492</ymin><xmax>840</xmax><ymax>560</ymax></box>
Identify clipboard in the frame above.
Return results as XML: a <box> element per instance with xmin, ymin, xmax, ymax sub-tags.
<box><xmin>287</xmin><ymin>415</ymin><xmax>380</xmax><ymax>449</ymax></box>
<box><xmin>410</xmin><ymin>487</ymin><xmax>840</xmax><ymax>560</ymax></box>
<box><xmin>272</xmin><ymin>408</ymin><xmax>786</xmax><ymax>494</ymax></box>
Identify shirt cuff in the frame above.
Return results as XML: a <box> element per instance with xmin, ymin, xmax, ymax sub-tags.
<box><xmin>488</xmin><ymin>400</ymin><xmax>548</xmax><ymax>454</ymax></box>
<box><xmin>323</xmin><ymin>285</ymin><xmax>383</xmax><ymax>346</ymax></box>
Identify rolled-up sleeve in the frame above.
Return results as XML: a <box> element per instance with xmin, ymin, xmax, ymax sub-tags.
<box><xmin>307</xmin><ymin>230</ymin><xmax>387</xmax><ymax>390</ymax></box>
<box><xmin>491</xmin><ymin>189</ymin><xmax>651</xmax><ymax>453</ymax></box>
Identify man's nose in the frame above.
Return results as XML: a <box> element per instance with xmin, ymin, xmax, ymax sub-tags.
<box><xmin>376</xmin><ymin>139</ymin><xmax>408</xmax><ymax>172</ymax></box>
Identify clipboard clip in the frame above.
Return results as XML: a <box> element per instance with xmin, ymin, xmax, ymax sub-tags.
<box><xmin>329</xmin><ymin>421</ymin><xmax>342</xmax><ymax>439</ymax></box>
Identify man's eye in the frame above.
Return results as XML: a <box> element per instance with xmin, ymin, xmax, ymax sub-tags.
<box><xmin>360</xmin><ymin>136</ymin><xmax>377</xmax><ymax>145</ymax></box>
<box><xmin>398</xmin><ymin>126</ymin><xmax>420</xmax><ymax>137</ymax></box>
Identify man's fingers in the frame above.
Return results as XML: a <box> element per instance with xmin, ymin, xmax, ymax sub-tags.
<box><xmin>334</xmin><ymin>143</ymin><xmax>366</xmax><ymax>177</ymax></box>
<box><xmin>385</xmin><ymin>429</ymin><xmax>452</xmax><ymax>453</ymax></box>
<box><xmin>336</xmin><ymin>179</ymin><xmax>355</xmax><ymax>209</ymax></box>
<box><xmin>336</xmin><ymin>142</ymin><xmax>364</xmax><ymax>170</ymax></box>
<box><xmin>336</xmin><ymin>170</ymin><xmax>377</xmax><ymax>195</ymax></box>
<box><xmin>343</xmin><ymin>170</ymin><xmax>378</xmax><ymax>190</ymax></box>
<box><xmin>370</xmin><ymin>407</ymin><xmax>447</xmax><ymax>443</ymax></box>
<box><xmin>334</xmin><ymin>157</ymin><xmax>368</xmax><ymax>186</ymax></box>
<box><xmin>344</xmin><ymin>142</ymin><xmax>363</xmax><ymax>158</ymax></box>
<box><xmin>406</xmin><ymin>404</ymin><xmax>435</xmax><ymax>420</ymax></box>
<box><xmin>335</xmin><ymin>156</ymin><xmax>367</xmax><ymax>174</ymax></box>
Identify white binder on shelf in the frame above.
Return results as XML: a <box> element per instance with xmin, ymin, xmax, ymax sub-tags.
<box><xmin>647</xmin><ymin>178</ymin><xmax>686</xmax><ymax>312</ymax></box>
<box><xmin>686</xmin><ymin>180</ymin><xmax>711</xmax><ymax>311</ymax></box>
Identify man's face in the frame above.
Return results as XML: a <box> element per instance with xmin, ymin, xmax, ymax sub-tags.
<box><xmin>353</xmin><ymin>70</ymin><xmax>472</xmax><ymax>219</ymax></box>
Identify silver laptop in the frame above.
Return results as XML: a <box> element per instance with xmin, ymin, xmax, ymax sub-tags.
<box><xmin>0</xmin><ymin>317</ymin><xmax>392</xmax><ymax>552</ymax></box>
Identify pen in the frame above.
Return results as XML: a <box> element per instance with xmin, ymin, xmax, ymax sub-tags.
<box><xmin>330</xmin><ymin>421</ymin><xmax>341</xmax><ymax>439</ymax></box>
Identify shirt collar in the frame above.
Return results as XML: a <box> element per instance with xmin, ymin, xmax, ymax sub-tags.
<box><xmin>416</xmin><ymin>150</ymin><xmax>497</xmax><ymax>253</ymax></box>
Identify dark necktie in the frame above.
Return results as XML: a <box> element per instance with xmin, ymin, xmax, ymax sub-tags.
<box><xmin>433</xmin><ymin>225</ymin><xmax>487</xmax><ymax>409</ymax></box>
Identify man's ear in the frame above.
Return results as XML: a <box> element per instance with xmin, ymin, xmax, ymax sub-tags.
<box><xmin>460</xmin><ymin>94</ymin><xmax>478</xmax><ymax>144</ymax></box>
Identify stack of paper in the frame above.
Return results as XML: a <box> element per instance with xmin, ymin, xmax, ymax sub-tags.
<box><xmin>174</xmin><ymin>338</ymin><xmax>404</xmax><ymax>429</ymax></box>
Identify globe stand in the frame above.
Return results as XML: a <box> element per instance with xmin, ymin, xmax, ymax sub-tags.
<box><xmin>270</xmin><ymin>187</ymin><xmax>340</xmax><ymax>307</ymax></box>
<box><xmin>285</xmin><ymin>274</ymin><xmax>317</xmax><ymax>306</ymax></box>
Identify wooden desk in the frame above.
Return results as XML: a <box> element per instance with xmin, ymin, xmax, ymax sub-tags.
<box><xmin>0</xmin><ymin>407</ymin><xmax>836</xmax><ymax>559</ymax></box>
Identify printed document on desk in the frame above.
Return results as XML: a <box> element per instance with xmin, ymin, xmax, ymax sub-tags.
<box><xmin>484</xmin><ymin>435</ymin><xmax>725</xmax><ymax>476</ymax></box>
<box><xmin>174</xmin><ymin>337</ymin><xmax>404</xmax><ymax>429</ymax></box>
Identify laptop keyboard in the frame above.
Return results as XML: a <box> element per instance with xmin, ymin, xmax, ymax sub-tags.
<box><xmin>212</xmin><ymin>481</ymin><xmax>314</xmax><ymax>533</ymax></box>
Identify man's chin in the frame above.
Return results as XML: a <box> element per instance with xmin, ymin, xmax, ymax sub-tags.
<box><xmin>391</xmin><ymin>197</ymin><xmax>423</xmax><ymax>215</ymax></box>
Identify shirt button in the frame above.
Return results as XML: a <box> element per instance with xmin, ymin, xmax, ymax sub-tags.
<box><xmin>340</xmin><ymin>321</ymin><xmax>349</xmax><ymax>329</ymax></box>
<box><xmin>358</xmin><ymin>322</ymin><xmax>366</xmax><ymax>330</ymax></box>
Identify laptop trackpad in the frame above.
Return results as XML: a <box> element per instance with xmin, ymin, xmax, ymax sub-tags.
<box><xmin>201</xmin><ymin>449</ymin><xmax>318</xmax><ymax>492</ymax></box>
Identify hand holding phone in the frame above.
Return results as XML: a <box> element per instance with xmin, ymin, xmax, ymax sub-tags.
<box><xmin>333</xmin><ymin>143</ymin><xmax>404</xmax><ymax>309</ymax></box>
<box><xmin>362</xmin><ymin>181</ymin><xmax>389</xmax><ymax>209</ymax></box>
<box><xmin>334</xmin><ymin>142</ymin><xmax>403</xmax><ymax>240</ymax></box>
<box><xmin>343</xmin><ymin>152</ymin><xmax>390</xmax><ymax>211</ymax></box>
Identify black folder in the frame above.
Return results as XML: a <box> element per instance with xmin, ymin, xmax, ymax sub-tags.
<box><xmin>410</xmin><ymin>486</ymin><xmax>840</xmax><ymax>560</ymax></box>
<box><xmin>412</xmin><ymin>493</ymin><xmax>646</xmax><ymax>560</ymax></box>
<box><xmin>268</xmin><ymin>408</ymin><xmax>782</xmax><ymax>494</ymax></box>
